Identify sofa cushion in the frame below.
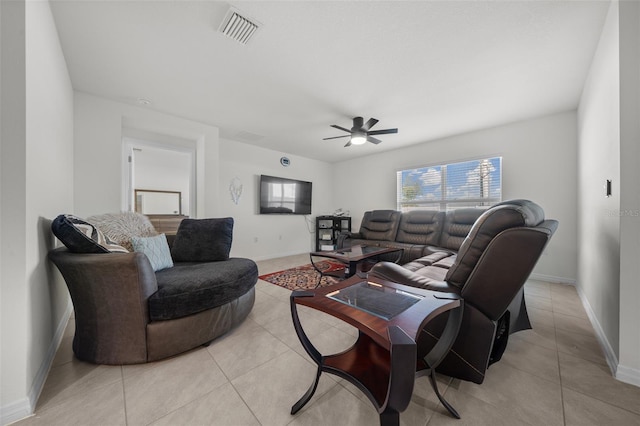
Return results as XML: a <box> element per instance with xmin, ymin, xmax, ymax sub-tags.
<box><xmin>396</xmin><ymin>210</ymin><xmax>445</xmax><ymax>245</ymax></box>
<box><xmin>358</xmin><ymin>210</ymin><xmax>401</xmax><ymax>242</ymax></box>
<box><xmin>51</xmin><ymin>214</ymin><xmax>128</xmax><ymax>254</ymax></box>
<box><xmin>131</xmin><ymin>234</ymin><xmax>174</xmax><ymax>272</ymax></box>
<box><xmin>413</xmin><ymin>264</ymin><xmax>448</xmax><ymax>281</ymax></box>
<box><xmin>438</xmin><ymin>208</ymin><xmax>485</xmax><ymax>251</ymax></box>
<box><xmin>369</xmin><ymin>261</ymin><xmax>451</xmax><ymax>291</ymax></box>
<box><xmin>87</xmin><ymin>212</ymin><xmax>158</xmax><ymax>252</ymax></box>
<box><xmin>433</xmin><ymin>256</ymin><xmax>456</xmax><ymax>269</ymax></box>
<box><xmin>171</xmin><ymin>218</ymin><xmax>233</xmax><ymax>262</ymax></box>
<box><xmin>149</xmin><ymin>258</ymin><xmax>258</xmax><ymax>321</ymax></box>
<box><xmin>406</xmin><ymin>252</ymin><xmax>452</xmax><ymax>267</ymax></box>
<box><xmin>378</xmin><ymin>241</ymin><xmax>424</xmax><ymax>264</ymax></box>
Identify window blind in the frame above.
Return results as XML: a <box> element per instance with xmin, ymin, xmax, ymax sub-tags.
<box><xmin>396</xmin><ymin>157</ymin><xmax>502</xmax><ymax>211</ymax></box>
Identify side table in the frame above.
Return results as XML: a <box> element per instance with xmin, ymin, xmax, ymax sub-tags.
<box><xmin>289</xmin><ymin>275</ymin><xmax>464</xmax><ymax>425</ymax></box>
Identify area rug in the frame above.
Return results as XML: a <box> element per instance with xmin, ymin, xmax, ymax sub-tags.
<box><xmin>259</xmin><ymin>260</ymin><xmax>345</xmax><ymax>290</ymax></box>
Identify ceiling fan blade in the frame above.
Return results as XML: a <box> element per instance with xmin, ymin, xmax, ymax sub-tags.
<box><xmin>367</xmin><ymin>136</ymin><xmax>383</xmax><ymax>145</ymax></box>
<box><xmin>323</xmin><ymin>135</ymin><xmax>351</xmax><ymax>140</ymax></box>
<box><xmin>330</xmin><ymin>124</ymin><xmax>352</xmax><ymax>133</ymax></box>
<box><xmin>362</xmin><ymin>118</ymin><xmax>379</xmax><ymax>131</ymax></box>
<box><xmin>368</xmin><ymin>128</ymin><xmax>398</xmax><ymax>136</ymax></box>
<box><xmin>344</xmin><ymin>140</ymin><xmax>352</xmax><ymax>147</ymax></box>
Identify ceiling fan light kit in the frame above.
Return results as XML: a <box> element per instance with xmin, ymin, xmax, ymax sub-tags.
<box><xmin>323</xmin><ymin>116</ymin><xmax>398</xmax><ymax>147</ymax></box>
<box><xmin>350</xmin><ymin>133</ymin><xmax>367</xmax><ymax>145</ymax></box>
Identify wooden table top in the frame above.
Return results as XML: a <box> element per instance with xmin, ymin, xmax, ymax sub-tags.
<box><xmin>293</xmin><ymin>274</ymin><xmax>461</xmax><ymax>350</ymax></box>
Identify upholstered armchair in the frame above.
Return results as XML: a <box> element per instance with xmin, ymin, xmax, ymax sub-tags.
<box><xmin>369</xmin><ymin>199</ymin><xmax>558</xmax><ymax>384</ymax></box>
<box><xmin>49</xmin><ymin>214</ymin><xmax>257</xmax><ymax>364</ymax></box>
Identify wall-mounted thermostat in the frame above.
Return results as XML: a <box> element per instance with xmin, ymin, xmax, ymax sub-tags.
<box><xmin>280</xmin><ymin>157</ymin><xmax>290</xmax><ymax>167</ymax></box>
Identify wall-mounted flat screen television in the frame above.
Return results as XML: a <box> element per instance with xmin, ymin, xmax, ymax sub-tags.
<box><xmin>259</xmin><ymin>175</ymin><xmax>312</xmax><ymax>215</ymax></box>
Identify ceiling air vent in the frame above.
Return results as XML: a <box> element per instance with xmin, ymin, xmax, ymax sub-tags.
<box><xmin>219</xmin><ymin>8</ymin><xmax>260</xmax><ymax>45</ymax></box>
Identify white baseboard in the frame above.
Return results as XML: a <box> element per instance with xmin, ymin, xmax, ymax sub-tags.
<box><xmin>1</xmin><ymin>300</ymin><xmax>73</xmax><ymax>426</ymax></box>
<box><xmin>533</xmin><ymin>275</ymin><xmax>640</xmax><ymax>388</ymax></box>
<box><xmin>0</xmin><ymin>398</ymin><xmax>32</xmax><ymax>426</ymax></box>
<box><xmin>616</xmin><ymin>364</ymin><xmax>640</xmax><ymax>387</ymax></box>
<box><xmin>574</xmin><ymin>285</ymin><xmax>621</xmax><ymax>381</ymax></box>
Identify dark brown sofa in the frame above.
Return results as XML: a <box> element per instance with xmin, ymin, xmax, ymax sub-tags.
<box><xmin>369</xmin><ymin>199</ymin><xmax>558</xmax><ymax>384</ymax></box>
<box><xmin>339</xmin><ymin>208</ymin><xmax>485</xmax><ymax>264</ymax></box>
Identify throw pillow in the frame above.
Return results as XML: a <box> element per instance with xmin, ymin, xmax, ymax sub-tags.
<box><xmin>131</xmin><ymin>234</ymin><xmax>174</xmax><ymax>271</ymax></box>
<box><xmin>171</xmin><ymin>218</ymin><xmax>233</xmax><ymax>262</ymax></box>
<box><xmin>87</xmin><ymin>211</ymin><xmax>158</xmax><ymax>252</ymax></box>
<box><xmin>51</xmin><ymin>214</ymin><xmax>129</xmax><ymax>254</ymax></box>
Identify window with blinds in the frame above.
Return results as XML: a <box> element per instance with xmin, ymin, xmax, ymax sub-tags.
<box><xmin>396</xmin><ymin>157</ymin><xmax>502</xmax><ymax>211</ymax></box>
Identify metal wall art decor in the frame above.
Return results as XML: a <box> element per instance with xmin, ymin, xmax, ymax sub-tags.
<box><xmin>229</xmin><ymin>177</ymin><xmax>243</xmax><ymax>205</ymax></box>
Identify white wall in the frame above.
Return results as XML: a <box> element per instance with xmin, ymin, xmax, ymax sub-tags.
<box><xmin>578</xmin><ymin>0</ymin><xmax>640</xmax><ymax>387</ymax></box>
<box><xmin>218</xmin><ymin>138</ymin><xmax>334</xmax><ymax>260</ymax></box>
<box><xmin>617</xmin><ymin>0</ymin><xmax>640</xmax><ymax>386</ymax></box>
<box><xmin>1</xmin><ymin>0</ymin><xmax>74</xmax><ymax>423</ymax></box>
<box><xmin>74</xmin><ymin>93</ymin><xmax>219</xmax><ymax>219</ymax></box>
<box><xmin>333</xmin><ymin>111</ymin><xmax>578</xmax><ymax>282</ymax></box>
<box><xmin>74</xmin><ymin>94</ymin><xmax>337</xmax><ymax>261</ymax></box>
<box><xmin>577</xmin><ymin>0</ymin><xmax>621</xmax><ymax>372</ymax></box>
<box><xmin>0</xmin><ymin>1</ymin><xmax>28</xmax><ymax>421</ymax></box>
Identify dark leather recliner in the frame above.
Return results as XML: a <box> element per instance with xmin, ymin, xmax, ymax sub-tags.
<box><xmin>369</xmin><ymin>199</ymin><xmax>558</xmax><ymax>384</ymax></box>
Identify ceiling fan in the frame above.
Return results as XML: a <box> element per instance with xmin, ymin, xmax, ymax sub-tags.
<box><xmin>323</xmin><ymin>117</ymin><xmax>398</xmax><ymax>147</ymax></box>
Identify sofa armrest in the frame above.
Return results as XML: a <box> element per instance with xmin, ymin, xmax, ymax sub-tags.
<box><xmin>337</xmin><ymin>231</ymin><xmax>361</xmax><ymax>249</ymax></box>
<box><xmin>343</xmin><ymin>231</ymin><xmax>362</xmax><ymax>239</ymax></box>
<box><xmin>48</xmin><ymin>248</ymin><xmax>158</xmax><ymax>364</ymax></box>
<box><xmin>369</xmin><ymin>261</ymin><xmax>454</xmax><ymax>293</ymax></box>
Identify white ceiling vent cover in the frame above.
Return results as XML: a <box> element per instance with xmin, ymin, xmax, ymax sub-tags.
<box><xmin>219</xmin><ymin>8</ymin><xmax>260</xmax><ymax>45</ymax></box>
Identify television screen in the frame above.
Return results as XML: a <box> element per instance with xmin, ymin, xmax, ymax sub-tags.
<box><xmin>260</xmin><ymin>175</ymin><xmax>312</xmax><ymax>215</ymax></box>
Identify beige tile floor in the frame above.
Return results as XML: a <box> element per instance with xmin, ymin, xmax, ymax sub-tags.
<box><xmin>15</xmin><ymin>253</ymin><xmax>640</xmax><ymax>426</ymax></box>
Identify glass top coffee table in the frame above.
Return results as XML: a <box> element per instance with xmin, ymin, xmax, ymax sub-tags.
<box><xmin>309</xmin><ymin>245</ymin><xmax>403</xmax><ymax>287</ymax></box>
<box><xmin>289</xmin><ymin>275</ymin><xmax>464</xmax><ymax>425</ymax></box>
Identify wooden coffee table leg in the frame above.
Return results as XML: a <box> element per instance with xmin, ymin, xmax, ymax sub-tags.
<box><xmin>418</xmin><ymin>301</ymin><xmax>464</xmax><ymax>419</ymax></box>
<box><xmin>291</xmin><ymin>365</ymin><xmax>322</xmax><ymax>415</ymax></box>
<box><xmin>378</xmin><ymin>326</ymin><xmax>416</xmax><ymax>426</ymax></box>
<box><xmin>428</xmin><ymin>369</ymin><xmax>460</xmax><ymax>419</ymax></box>
<box><xmin>290</xmin><ymin>291</ymin><xmax>323</xmax><ymax>414</ymax></box>
<box><xmin>379</xmin><ymin>410</ymin><xmax>400</xmax><ymax>426</ymax></box>
<box><xmin>347</xmin><ymin>260</ymin><xmax>357</xmax><ymax>277</ymax></box>
<box><xmin>308</xmin><ymin>254</ymin><xmax>325</xmax><ymax>288</ymax></box>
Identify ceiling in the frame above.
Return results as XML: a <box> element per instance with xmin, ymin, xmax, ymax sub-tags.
<box><xmin>50</xmin><ymin>0</ymin><xmax>610</xmax><ymax>163</ymax></box>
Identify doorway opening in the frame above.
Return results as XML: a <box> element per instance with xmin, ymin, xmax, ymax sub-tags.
<box><xmin>122</xmin><ymin>132</ymin><xmax>196</xmax><ymax>217</ymax></box>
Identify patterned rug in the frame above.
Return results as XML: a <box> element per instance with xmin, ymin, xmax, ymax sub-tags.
<box><xmin>259</xmin><ymin>260</ymin><xmax>345</xmax><ymax>290</ymax></box>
